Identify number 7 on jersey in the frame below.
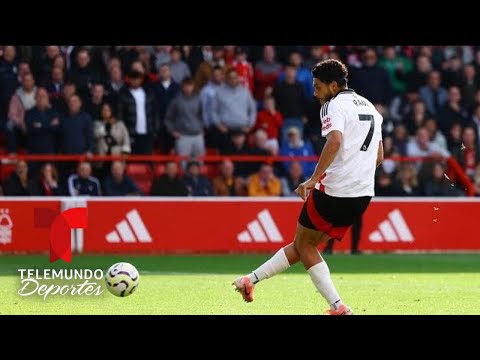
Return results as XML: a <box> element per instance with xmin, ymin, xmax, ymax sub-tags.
<box><xmin>358</xmin><ymin>114</ymin><xmax>375</xmax><ymax>151</ymax></box>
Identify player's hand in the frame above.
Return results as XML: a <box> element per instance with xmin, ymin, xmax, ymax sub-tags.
<box><xmin>294</xmin><ymin>178</ymin><xmax>317</xmax><ymax>201</ymax></box>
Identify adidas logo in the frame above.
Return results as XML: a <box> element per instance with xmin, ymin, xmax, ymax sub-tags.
<box><xmin>105</xmin><ymin>209</ymin><xmax>152</xmax><ymax>243</ymax></box>
<box><xmin>237</xmin><ymin>209</ymin><xmax>283</xmax><ymax>243</ymax></box>
<box><xmin>369</xmin><ymin>209</ymin><xmax>414</xmax><ymax>242</ymax></box>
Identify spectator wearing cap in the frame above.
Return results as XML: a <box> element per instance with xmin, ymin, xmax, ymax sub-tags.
<box><xmin>272</xmin><ymin>63</ymin><xmax>306</xmax><ymax>144</ymax></box>
<box><xmin>254</xmin><ymin>45</ymin><xmax>283</xmax><ymax>101</ymax></box>
<box><xmin>183</xmin><ymin>160</ymin><xmax>213</xmax><ymax>196</ymax></box>
<box><xmin>164</xmin><ymin>77</ymin><xmax>205</xmax><ymax>159</ymax></box>
<box><xmin>211</xmin><ymin>68</ymin><xmax>256</xmax><ymax>149</ymax></box>
<box><xmin>169</xmin><ymin>47</ymin><xmax>191</xmax><ymax>84</ymax></box>
<box><xmin>231</xmin><ymin>47</ymin><xmax>254</xmax><ymax>94</ymax></box>
<box><xmin>117</xmin><ymin>69</ymin><xmax>158</xmax><ymax>154</ymax></box>
<box><xmin>279</xmin><ymin>126</ymin><xmax>316</xmax><ymax>177</ymax></box>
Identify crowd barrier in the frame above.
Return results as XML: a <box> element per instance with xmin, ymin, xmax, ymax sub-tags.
<box><xmin>0</xmin><ymin>197</ymin><xmax>478</xmax><ymax>254</ymax></box>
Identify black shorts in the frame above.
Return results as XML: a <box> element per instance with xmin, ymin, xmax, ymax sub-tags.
<box><xmin>298</xmin><ymin>189</ymin><xmax>372</xmax><ymax>240</ymax></box>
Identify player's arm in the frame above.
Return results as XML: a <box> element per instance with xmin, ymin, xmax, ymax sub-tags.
<box><xmin>295</xmin><ymin>130</ymin><xmax>342</xmax><ymax>200</ymax></box>
<box><xmin>376</xmin><ymin>140</ymin><xmax>384</xmax><ymax>168</ymax></box>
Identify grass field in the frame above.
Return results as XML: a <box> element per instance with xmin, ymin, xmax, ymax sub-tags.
<box><xmin>1</xmin><ymin>254</ymin><xmax>479</xmax><ymax>315</ymax></box>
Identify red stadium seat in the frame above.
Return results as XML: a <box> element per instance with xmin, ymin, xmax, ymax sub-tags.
<box><xmin>136</xmin><ymin>179</ymin><xmax>152</xmax><ymax>195</ymax></box>
<box><xmin>126</xmin><ymin>163</ymin><xmax>153</xmax><ymax>195</ymax></box>
<box><xmin>154</xmin><ymin>164</ymin><xmax>166</xmax><ymax>176</ymax></box>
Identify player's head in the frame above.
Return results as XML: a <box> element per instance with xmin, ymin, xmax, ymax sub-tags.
<box><xmin>311</xmin><ymin>59</ymin><xmax>348</xmax><ymax>105</ymax></box>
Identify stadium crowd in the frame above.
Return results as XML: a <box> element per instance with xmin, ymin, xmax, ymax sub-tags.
<box><xmin>0</xmin><ymin>45</ymin><xmax>479</xmax><ymax>197</ymax></box>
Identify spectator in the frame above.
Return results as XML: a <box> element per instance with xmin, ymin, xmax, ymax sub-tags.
<box><xmin>94</xmin><ymin>102</ymin><xmax>131</xmax><ymax>155</ymax></box>
<box><xmin>374</xmin><ymin>168</ymin><xmax>396</xmax><ymax>197</ymax></box>
<box><xmin>424</xmin><ymin>117</ymin><xmax>448</xmax><ymax>152</ymax></box>
<box><xmin>447</xmin><ymin>122</ymin><xmax>464</xmax><ymax>154</ymax></box>
<box><xmin>474</xmin><ymin>164</ymin><xmax>480</xmax><ymax>196</ymax></box>
<box><xmin>281</xmin><ymin>161</ymin><xmax>305</xmax><ymax>197</ymax></box>
<box><xmin>51</xmin><ymin>81</ymin><xmax>76</xmax><ymax>118</ymax></box>
<box><xmin>59</xmin><ymin>94</ymin><xmax>93</xmax><ymax>154</ymax></box>
<box><xmin>392</xmin><ymin>124</ymin><xmax>409</xmax><ymax>156</ymax></box>
<box><xmin>436</xmin><ymin>85</ymin><xmax>469</xmax><ymax>135</ymax></box>
<box><xmin>419</xmin><ymin>70</ymin><xmax>448</xmax><ymax>116</ymax></box>
<box><xmin>45</xmin><ymin>66</ymin><xmax>64</xmax><ymax>104</ymax></box>
<box><xmin>153</xmin><ymin>46</ymin><xmax>171</xmax><ymax>70</ymax></box>
<box><xmin>452</xmin><ymin>127</ymin><xmax>480</xmax><ymax>180</ymax></box>
<box><xmin>67</xmin><ymin>161</ymin><xmax>101</xmax><ymax>196</ymax></box>
<box><xmin>37</xmin><ymin>46</ymin><xmax>61</xmax><ymax>86</ymax></box>
<box><xmin>254</xmin><ymin>45</ymin><xmax>282</xmax><ymax>101</ymax></box>
<box><xmin>469</xmin><ymin>103</ymin><xmax>480</xmax><ymax>144</ymax></box>
<box><xmin>183</xmin><ymin>160</ymin><xmax>213</xmax><ymax>196</ymax></box>
<box><xmin>442</xmin><ymin>55</ymin><xmax>463</xmax><ymax>88</ymax></box>
<box><xmin>25</xmin><ymin>88</ymin><xmax>59</xmax><ymax>155</ymax></box>
<box><xmin>69</xmin><ymin>48</ymin><xmax>101</xmax><ymax>102</ymax></box>
<box><xmin>405</xmin><ymin>54</ymin><xmax>431</xmax><ymax>91</ymax></box>
<box><xmin>403</xmin><ymin>99</ymin><xmax>430</xmax><ymax>136</ymax></box>
<box><xmin>212</xmin><ymin>159</ymin><xmax>246</xmax><ymax>196</ymax></box>
<box><xmin>2</xmin><ymin>160</ymin><xmax>34</xmax><ymax>196</ymax></box>
<box><xmin>220</xmin><ymin>130</ymin><xmax>251</xmax><ymax>178</ymax></box>
<box><xmin>211</xmin><ymin>68</ymin><xmax>257</xmax><ymax>148</ymax></box>
<box><xmin>279</xmin><ymin>126</ymin><xmax>316</xmax><ymax>176</ymax></box>
<box><xmin>117</xmin><ymin>70</ymin><xmax>158</xmax><ymax>154</ymax></box>
<box><xmin>392</xmin><ymin>164</ymin><xmax>421</xmax><ymax>196</ymax></box>
<box><xmin>247</xmin><ymin>163</ymin><xmax>281</xmax><ymax>197</ymax></box>
<box><xmin>252</xmin><ymin>95</ymin><xmax>283</xmax><ymax>153</ymax></box>
<box><xmin>0</xmin><ymin>46</ymin><xmax>19</xmax><ymax>126</ymax></box>
<box><xmin>103</xmin><ymin>161</ymin><xmax>141</xmax><ymax>196</ymax></box>
<box><xmin>200</xmin><ymin>66</ymin><xmax>224</xmax><ymax>147</ymax></box>
<box><xmin>407</xmin><ymin>127</ymin><xmax>450</xmax><ymax>158</ymax></box>
<box><xmin>164</xmin><ymin>77</ymin><xmax>205</xmax><ymax>159</ymax></box>
<box><xmin>231</xmin><ymin>47</ymin><xmax>254</xmax><ymax>94</ymax></box>
<box><xmin>150</xmin><ymin>161</ymin><xmax>189</xmax><ymax>196</ymax></box>
<box><xmin>349</xmin><ymin>48</ymin><xmax>393</xmax><ymax>105</ymax></box>
<box><xmin>168</xmin><ymin>46</ymin><xmax>191</xmax><ymax>84</ymax></box>
<box><xmin>7</xmin><ymin>73</ymin><xmax>37</xmax><ymax>153</ymax></box>
<box><xmin>32</xmin><ymin>163</ymin><xmax>61</xmax><ymax>196</ymax></box>
<box><xmin>423</xmin><ymin>162</ymin><xmax>464</xmax><ymax>196</ymax></box>
<box><xmin>303</xmin><ymin>46</ymin><xmax>327</xmax><ymax>71</ymax></box>
<box><xmin>84</xmin><ymin>83</ymin><xmax>105</xmax><ymax>120</ymax></box>
<box><xmin>461</xmin><ymin>64</ymin><xmax>477</xmax><ymax>110</ymax></box>
<box><xmin>278</xmin><ymin>51</ymin><xmax>313</xmax><ymax>99</ymax></box>
<box><xmin>153</xmin><ymin>63</ymin><xmax>180</xmax><ymax>153</ymax></box>
<box><xmin>272</xmin><ymin>63</ymin><xmax>306</xmax><ymax>143</ymax></box>
<box><xmin>389</xmin><ymin>85</ymin><xmax>420</xmax><ymax>122</ymax></box>
<box><xmin>378</xmin><ymin>46</ymin><xmax>413</xmax><ymax>94</ymax></box>
<box><xmin>105</xmin><ymin>65</ymin><xmax>123</xmax><ymax>107</ymax></box>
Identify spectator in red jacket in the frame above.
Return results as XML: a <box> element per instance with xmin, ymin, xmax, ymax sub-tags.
<box><xmin>252</xmin><ymin>95</ymin><xmax>282</xmax><ymax>152</ymax></box>
<box><xmin>231</xmin><ymin>47</ymin><xmax>254</xmax><ymax>94</ymax></box>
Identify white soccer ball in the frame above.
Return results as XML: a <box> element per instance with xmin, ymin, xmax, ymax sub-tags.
<box><xmin>105</xmin><ymin>262</ymin><xmax>140</xmax><ymax>297</ymax></box>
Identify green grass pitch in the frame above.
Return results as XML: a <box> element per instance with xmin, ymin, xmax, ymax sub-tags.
<box><xmin>1</xmin><ymin>254</ymin><xmax>479</xmax><ymax>314</ymax></box>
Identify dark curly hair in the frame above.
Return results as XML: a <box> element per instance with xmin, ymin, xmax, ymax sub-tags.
<box><xmin>311</xmin><ymin>59</ymin><xmax>348</xmax><ymax>87</ymax></box>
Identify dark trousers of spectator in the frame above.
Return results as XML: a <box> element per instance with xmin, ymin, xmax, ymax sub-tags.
<box><xmin>205</xmin><ymin>126</ymin><xmax>230</xmax><ymax>150</ymax></box>
<box><xmin>323</xmin><ymin>214</ymin><xmax>363</xmax><ymax>255</ymax></box>
<box><xmin>132</xmin><ymin>134</ymin><xmax>153</xmax><ymax>155</ymax></box>
<box><xmin>6</xmin><ymin>124</ymin><xmax>27</xmax><ymax>153</ymax></box>
<box><xmin>156</xmin><ymin>127</ymin><xmax>174</xmax><ymax>154</ymax></box>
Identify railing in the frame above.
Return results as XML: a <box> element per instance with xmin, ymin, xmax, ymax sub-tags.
<box><xmin>0</xmin><ymin>154</ymin><xmax>475</xmax><ymax>196</ymax></box>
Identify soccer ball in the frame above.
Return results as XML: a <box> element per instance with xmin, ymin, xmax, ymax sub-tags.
<box><xmin>105</xmin><ymin>262</ymin><xmax>140</xmax><ymax>297</ymax></box>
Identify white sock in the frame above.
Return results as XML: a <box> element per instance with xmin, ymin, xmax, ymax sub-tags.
<box><xmin>307</xmin><ymin>261</ymin><xmax>343</xmax><ymax>310</ymax></box>
<box><xmin>248</xmin><ymin>248</ymin><xmax>290</xmax><ymax>284</ymax></box>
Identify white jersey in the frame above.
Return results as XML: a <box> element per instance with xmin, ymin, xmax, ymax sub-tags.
<box><xmin>315</xmin><ymin>89</ymin><xmax>383</xmax><ymax>197</ymax></box>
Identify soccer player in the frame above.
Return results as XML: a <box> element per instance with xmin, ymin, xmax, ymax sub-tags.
<box><xmin>232</xmin><ymin>59</ymin><xmax>384</xmax><ymax>315</ymax></box>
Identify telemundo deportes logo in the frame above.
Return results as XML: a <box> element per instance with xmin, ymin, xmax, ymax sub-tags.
<box><xmin>17</xmin><ymin>268</ymin><xmax>105</xmax><ymax>300</ymax></box>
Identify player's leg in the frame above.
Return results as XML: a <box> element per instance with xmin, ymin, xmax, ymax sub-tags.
<box><xmin>294</xmin><ymin>222</ymin><xmax>352</xmax><ymax>314</ymax></box>
<box><xmin>232</xmin><ymin>242</ymin><xmax>300</xmax><ymax>302</ymax></box>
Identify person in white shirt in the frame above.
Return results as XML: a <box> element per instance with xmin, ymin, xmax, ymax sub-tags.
<box><xmin>233</xmin><ymin>59</ymin><xmax>384</xmax><ymax>315</ymax></box>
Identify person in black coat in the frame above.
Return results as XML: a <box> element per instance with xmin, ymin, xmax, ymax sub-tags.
<box><xmin>150</xmin><ymin>161</ymin><xmax>188</xmax><ymax>196</ymax></box>
<box><xmin>2</xmin><ymin>160</ymin><xmax>34</xmax><ymax>196</ymax></box>
<box><xmin>117</xmin><ymin>70</ymin><xmax>159</xmax><ymax>154</ymax></box>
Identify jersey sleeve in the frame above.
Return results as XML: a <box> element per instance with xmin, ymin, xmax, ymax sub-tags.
<box><xmin>321</xmin><ymin>101</ymin><xmax>346</xmax><ymax>137</ymax></box>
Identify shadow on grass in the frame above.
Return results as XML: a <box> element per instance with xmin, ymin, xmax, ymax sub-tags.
<box><xmin>0</xmin><ymin>254</ymin><xmax>479</xmax><ymax>275</ymax></box>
